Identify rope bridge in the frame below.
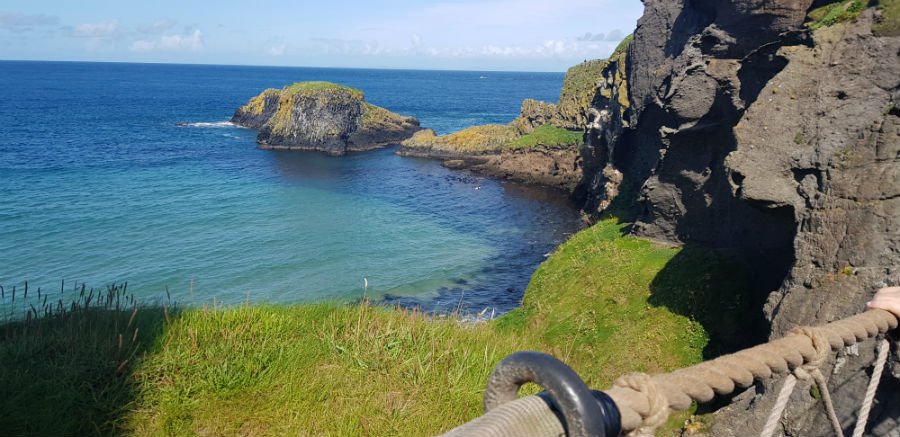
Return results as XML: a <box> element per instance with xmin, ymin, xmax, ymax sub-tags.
<box><xmin>439</xmin><ymin>308</ymin><xmax>898</xmax><ymax>437</ymax></box>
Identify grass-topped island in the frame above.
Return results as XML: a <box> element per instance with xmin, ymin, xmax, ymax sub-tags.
<box><xmin>0</xmin><ymin>216</ymin><xmax>751</xmax><ymax>436</ymax></box>
<box><xmin>231</xmin><ymin>81</ymin><xmax>421</xmax><ymax>156</ymax></box>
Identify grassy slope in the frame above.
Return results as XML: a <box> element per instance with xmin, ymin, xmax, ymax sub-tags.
<box><xmin>554</xmin><ymin>59</ymin><xmax>607</xmax><ymax>128</ymax></box>
<box><xmin>507</xmin><ymin>124</ymin><xmax>584</xmax><ymax>149</ymax></box>
<box><xmin>0</xmin><ymin>217</ymin><xmax>751</xmax><ymax>436</ymax></box>
<box><xmin>283</xmin><ymin>81</ymin><xmax>364</xmax><ymax>98</ymax></box>
<box><xmin>402</xmin><ymin>124</ymin><xmax>583</xmax><ymax>153</ymax></box>
<box><xmin>875</xmin><ymin>0</ymin><xmax>900</xmax><ymax>36</ymax></box>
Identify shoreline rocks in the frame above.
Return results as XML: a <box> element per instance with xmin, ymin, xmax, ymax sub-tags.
<box><xmin>397</xmin><ymin>142</ymin><xmax>584</xmax><ymax>192</ymax></box>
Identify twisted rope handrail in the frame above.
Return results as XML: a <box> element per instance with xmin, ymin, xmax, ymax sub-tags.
<box><xmin>440</xmin><ymin>308</ymin><xmax>898</xmax><ymax>437</ymax></box>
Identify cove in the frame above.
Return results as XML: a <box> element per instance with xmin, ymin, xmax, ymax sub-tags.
<box><xmin>0</xmin><ymin>61</ymin><xmax>583</xmax><ymax>314</ymax></box>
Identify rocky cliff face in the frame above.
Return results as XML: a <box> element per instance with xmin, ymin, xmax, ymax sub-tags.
<box><xmin>583</xmin><ymin>0</ymin><xmax>900</xmax><ymax>434</ymax></box>
<box><xmin>231</xmin><ymin>82</ymin><xmax>420</xmax><ymax>156</ymax></box>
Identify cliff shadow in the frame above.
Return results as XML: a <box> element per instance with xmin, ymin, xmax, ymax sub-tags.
<box><xmin>647</xmin><ymin>246</ymin><xmax>762</xmax><ymax>358</ymax></box>
<box><xmin>0</xmin><ymin>284</ymin><xmax>173</xmax><ymax>436</ymax></box>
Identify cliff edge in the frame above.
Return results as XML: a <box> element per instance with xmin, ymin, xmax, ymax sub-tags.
<box><xmin>231</xmin><ymin>82</ymin><xmax>420</xmax><ymax>156</ymax></box>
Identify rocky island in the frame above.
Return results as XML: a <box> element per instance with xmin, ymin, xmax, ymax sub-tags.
<box><xmin>231</xmin><ymin>81</ymin><xmax>421</xmax><ymax>156</ymax></box>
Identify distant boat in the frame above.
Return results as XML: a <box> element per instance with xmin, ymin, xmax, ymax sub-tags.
<box><xmin>479</xmin><ymin>75</ymin><xmax>487</xmax><ymax>79</ymax></box>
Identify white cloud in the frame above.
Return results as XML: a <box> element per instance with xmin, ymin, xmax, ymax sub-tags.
<box><xmin>130</xmin><ymin>29</ymin><xmax>202</xmax><ymax>52</ymax></box>
<box><xmin>0</xmin><ymin>13</ymin><xmax>58</xmax><ymax>30</ymax></box>
<box><xmin>604</xmin><ymin>29</ymin><xmax>624</xmax><ymax>42</ymax></box>
<box><xmin>297</xmin><ymin>0</ymin><xmax>639</xmax><ymax>68</ymax></box>
<box><xmin>578</xmin><ymin>32</ymin><xmax>605</xmax><ymax>42</ymax></box>
<box><xmin>268</xmin><ymin>44</ymin><xmax>285</xmax><ymax>56</ymax></box>
<box><xmin>137</xmin><ymin>18</ymin><xmax>177</xmax><ymax>34</ymax></box>
<box><xmin>303</xmin><ymin>33</ymin><xmax>615</xmax><ymax>62</ymax></box>
<box><xmin>73</xmin><ymin>20</ymin><xmax>119</xmax><ymax>38</ymax></box>
<box><xmin>130</xmin><ymin>40</ymin><xmax>155</xmax><ymax>52</ymax></box>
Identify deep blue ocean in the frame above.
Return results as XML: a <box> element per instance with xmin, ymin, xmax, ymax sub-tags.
<box><xmin>0</xmin><ymin>61</ymin><xmax>582</xmax><ymax>314</ymax></box>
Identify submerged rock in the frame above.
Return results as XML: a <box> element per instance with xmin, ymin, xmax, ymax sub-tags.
<box><xmin>231</xmin><ymin>82</ymin><xmax>420</xmax><ymax>156</ymax></box>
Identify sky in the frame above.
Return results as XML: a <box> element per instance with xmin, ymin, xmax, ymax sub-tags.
<box><xmin>0</xmin><ymin>1</ymin><xmax>644</xmax><ymax>72</ymax></box>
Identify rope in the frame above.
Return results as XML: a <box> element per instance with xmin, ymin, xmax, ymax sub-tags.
<box><xmin>760</xmin><ymin>374</ymin><xmax>798</xmax><ymax>437</ymax></box>
<box><xmin>611</xmin><ymin>373</ymin><xmax>668</xmax><ymax>437</ymax></box>
<box><xmin>440</xmin><ymin>395</ymin><xmax>566</xmax><ymax>437</ymax></box>
<box><xmin>810</xmin><ymin>369</ymin><xmax>843</xmax><ymax>437</ymax></box>
<box><xmin>439</xmin><ymin>309</ymin><xmax>899</xmax><ymax>437</ymax></box>
<box><xmin>850</xmin><ymin>338</ymin><xmax>890</xmax><ymax>437</ymax></box>
<box><xmin>789</xmin><ymin>327</ymin><xmax>843</xmax><ymax>437</ymax></box>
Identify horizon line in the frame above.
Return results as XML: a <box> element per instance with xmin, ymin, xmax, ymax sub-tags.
<box><xmin>0</xmin><ymin>57</ymin><xmax>571</xmax><ymax>75</ymax></box>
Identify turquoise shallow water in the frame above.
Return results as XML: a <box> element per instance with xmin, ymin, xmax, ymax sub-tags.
<box><xmin>0</xmin><ymin>61</ymin><xmax>582</xmax><ymax>314</ymax></box>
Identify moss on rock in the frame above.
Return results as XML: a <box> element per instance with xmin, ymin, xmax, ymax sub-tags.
<box><xmin>874</xmin><ymin>0</ymin><xmax>900</xmax><ymax>36</ymax></box>
<box><xmin>402</xmin><ymin>125</ymin><xmax>520</xmax><ymax>153</ymax></box>
<box><xmin>807</xmin><ymin>0</ymin><xmax>867</xmax><ymax>30</ymax></box>
<box><xmin>555</xmin><ymin>59</ymin><xmax>607</xmax><ymax>129</ymax></box>
<box><xmin>282</xmin><ymin>81</ymin><xmax>364</xmax><ymax>98</ymax></box>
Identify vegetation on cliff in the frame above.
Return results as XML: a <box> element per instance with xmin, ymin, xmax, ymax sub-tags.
<box><xmin>2</xmin><ymin>217</ymin><xmax>750</xmax><ymax>436</ymax></box>
<box><xmin>402</xmin><ymin>123</ymin><xmax>580</xmax><ymax>154</ymax></box>
<box><xmin>874</xmin><ymin>0</ymin><xmax>900</xmax><ymax>35</ymax></box>
<box><xmin>554</xmin><ymin>59</ymin><xmax>608</xmax><ymax>129</ymax></box>
<box><xmin>402</xmin><ymin>35</ymin><xmax>633</xmax><ymax>156</ymax></box>
<box><xmin>806</xmin><ymin>0</ymin><xmax>900</xmax><ymax>34</ymax></box>
<box><xmin>807</xmin><ymin>0</ymin><xmax>867</xmax><ymax>30</ymax></box>
<box><xmin>282</xmin><ymin>81</ymin><xmax>364</xmax><ymax>97</ymax></box>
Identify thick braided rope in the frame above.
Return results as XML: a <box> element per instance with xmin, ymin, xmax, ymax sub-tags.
<box><xmin>850</xmin><ymin>338</ymin><xmax>891</xmax><ymax>437</ymax></box>
<box><xmin>611</xmin><ymin>373</ymin><xmax>668</xmax><ymax>436</ymax></box>
<box><xmin>441</xmin><ymin>395</ymin><xmax>566</xmax><ymax>437</ymax></box>
<box><xmin>438</xmin><ymin>309</ymin><xmax>898</xmax><ymax>437</ymax></box>
<box><xmin>603</xmin><ymin>309</ymin><xmax>897</xmax><ymax>434</ymax></box>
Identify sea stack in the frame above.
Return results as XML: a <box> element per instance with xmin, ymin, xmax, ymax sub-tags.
<box><xmin>231</xmin><ymin>81</ymin><xmax>421</xmax><ymax>156</ymax></box>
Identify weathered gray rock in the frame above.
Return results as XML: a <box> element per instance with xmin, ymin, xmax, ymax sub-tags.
<box><xmin>231</xmin><ymin>82</ymin><xmax>420</xmax><ymax>156</ymax></box>
<box><xmin>510</xmin><ymin>99</ymin><xmax>558</xmax><ymax>134</ymax></box>
<box><xmin>582</xmin><ymin>1</ymin><xmax>900</xmax><ymax>435</ymax></box>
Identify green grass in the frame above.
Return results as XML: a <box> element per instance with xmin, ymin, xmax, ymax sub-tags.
<box><xmin>0</xmin><ymin>217</ymin><xmax>752</xmax><ymax>436</ymax></box>
<box><xmin>874</xmin><ymin>0</ymin><xmax>900</xmax><ymax>36</ymax></box>
<box><xmin>507</xmin><ymin>124</ymin><xmax>584</xmax><ymax>149</ymax></box>
<box><xmin>283</xmin><ymin>81</ymin><xmax>364</xmax><ymax>98</ymax></box>
<box><xmin>807</xmin><ymin>0</ymin><xmax>867</xmax><ymax>30</ymax></box>
<box><xmin>361</xmin><ymin>103</ymin><xmax>409</xmax><ymax>130</ymax></box>
<box><xmin>612</xmin><ymin>34</ymin><xmax>633</xmax><ymax>57</ymax></box>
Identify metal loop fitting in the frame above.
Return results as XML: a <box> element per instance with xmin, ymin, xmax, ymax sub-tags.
<box><xmin>484</xmin><ymin>351</ymin><xmax>621</xmax><ymax>437</ymax></box>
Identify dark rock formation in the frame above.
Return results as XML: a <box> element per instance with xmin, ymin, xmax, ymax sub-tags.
<box><xmin>231</xmin><ymin>82</ymin><xmax>420</xmax><ymax>156</ymax></box>
<box><xmin>581</xmin><ymin>0</ymin><xmax>900</xmax><ymax>434</ymax></box>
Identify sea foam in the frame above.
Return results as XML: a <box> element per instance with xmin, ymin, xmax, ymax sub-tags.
<box><xmin>177</xmin><ymin>121</ymin><xmax>241</xmax><ymax>128</ymax></box>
